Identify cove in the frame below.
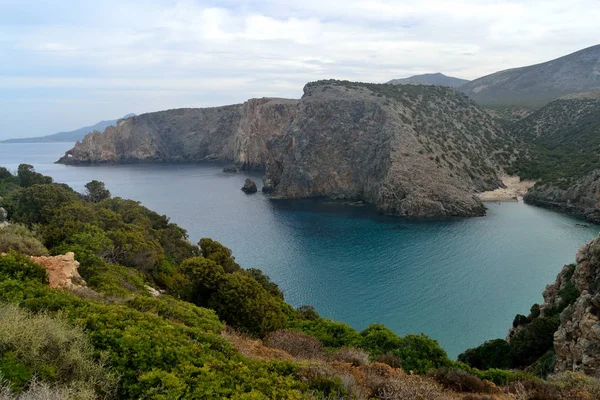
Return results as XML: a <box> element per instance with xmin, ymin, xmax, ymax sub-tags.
<box><xmin>2</xmin><ymin>142</ymin><xmax>599</xmax><ymax>358</ymax></box>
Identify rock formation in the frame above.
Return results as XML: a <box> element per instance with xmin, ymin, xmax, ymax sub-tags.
<box><xmin>241</xmin><ymin>178</ymin><xmax>258</xmax><ymax>194</ymax></box>
<box><xmin>223</xmin><ymin>165</ymin><xmax>238</xmax><ymax>173</ymax></box>
<box><xmin>535</xmin><ymin>236</ymin><xmax>600</xmax><ymax>376</ymax></box>
<box><xmin>58</xmin><ymin>80</ymin><xmax>520</xmax><ymax>218</ymax></box>
<box><xmin>264</xmin><ymin>81</ymin><xmax>517</xmax><ymax>217</ymax></box>
<box><xmin>58</xmin><ymin>98</ymin><xmax>299</xmax><ymax>169</ymax></box>
<box><xmin>30</xmin><ymin>252</ymin><xmax>87</xmax><ymax>290</ymax></box>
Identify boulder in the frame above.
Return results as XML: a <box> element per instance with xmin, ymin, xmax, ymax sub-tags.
<box><xmin>241</xmin><ymin>178</ymin><xmax>258</xmax><ymax>194</ymax></box>
<box><xmin>0</xmin><ymin>207</ymin><xmax>7</xmax><ymax>222</ymax></box>
<box><xmin>29</xmin><ymin>252</ymin><xmax>87</xmax><ymax>290</ymax></box>
<box><xmin>262</xmin><ymin>178</ymin><xmax>275</xmax><ymax>194</ymax></box>
<box><xmin>223</xmin><ymin>165</ymin><xmax>239</xmax><ymax>173</ymax></box>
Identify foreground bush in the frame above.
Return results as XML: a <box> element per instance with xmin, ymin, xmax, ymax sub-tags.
<box><xmin>264</xmin><ymin>330</ymin><xmax>324</xmax><ymax>359</ymax></box>
<box><xmin>0</xmin><ymin>303</ymin><xmax>118</xmax><ymax>397</ymax></box>
<box><xmin>0</xmin><ymin>224</ymin><xmax>48</xmax><ymax>256</ymax></box>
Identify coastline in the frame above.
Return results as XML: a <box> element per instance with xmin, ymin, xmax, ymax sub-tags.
<box><xmin>478</xmin><ymin>175</ymin><xmax>535</xmax><ymax>202</ymax></box>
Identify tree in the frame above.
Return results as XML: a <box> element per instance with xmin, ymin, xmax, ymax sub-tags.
<box><xmin>84</xmin><ymin>180</ymin><xmax>111</xmax><ymax>203</ymax></box>
<box><xmin>16</xmin><ymin>164</ymin><xmax>52</xmax><ymax>187</ymax></box>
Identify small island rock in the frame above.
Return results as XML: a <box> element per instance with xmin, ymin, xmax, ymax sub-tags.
<box><xmin>223</xmin><ymin>165</ymin><xmax>238</xmax><ymax>173</ymax></box>
<box><xmin>241</xmin><ymin>178</ymin><xmax>258</xmax><ymax>194</ymax></box>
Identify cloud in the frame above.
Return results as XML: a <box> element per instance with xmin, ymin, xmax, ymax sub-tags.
<box><xmin>0</xmin><ymin>0</ymin><xmax>598</xmax><ymax>138</ymax></box>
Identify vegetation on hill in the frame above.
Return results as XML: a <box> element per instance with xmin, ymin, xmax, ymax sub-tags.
<box><xmin>1</xmin><ymin>164</ymin><xmax>599</xmax><ymax>399</ymax></box>
<box><xmin>508</xmin><ymin>96</ymin><xmax>600</xmax><ymax>188</ymax></box>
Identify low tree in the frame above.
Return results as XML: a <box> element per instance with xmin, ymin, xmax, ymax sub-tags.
<box><xmin>84</xmin><ymin>180</ymin><xmax>111</xmax><ymax>203</ymax></box>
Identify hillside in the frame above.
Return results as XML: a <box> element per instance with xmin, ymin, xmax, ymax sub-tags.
<box><xmin>1</xmin><ymin>165</ymin><xmax>599</xmax><ymax>399</ymax></box>
<box><xmin>387</xmin><ymin>73</ymin><xmax>469</xmax><ymax>88</ymax></box>
<box><xmin>1</xmin><ymin>114</ymin><xmax>135</xmax><ymax>143</ymax></box>
<box><xmin>58</xmin><ymin>80</ymin><xmax>521</xmax><ymax>218</ymax></box>
<box><xmin>507</xmin><ymin>92</ymin><xmax>600</xmax><ymax>222</ymax></box>
<box><xmin>459</xmin><ymin>44</ymin><xmax>600</xmax><ymax>108</ymax></box>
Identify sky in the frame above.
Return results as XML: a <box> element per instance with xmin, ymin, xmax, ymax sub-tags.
<box><xmin>0</xmin><ymin>0</ymin><xmax>598</xmax><ymax>139</ymax></box>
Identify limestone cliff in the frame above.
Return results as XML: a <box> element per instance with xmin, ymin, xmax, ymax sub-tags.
<box><xmin>535</xmin><ymin>236</ymin><xmax>600</xmax><ymax>376</ymax></box>
<box><xmin>58</xmin><ymin>98</ymin><xmax>299</xmax><ymax>169</ymax></box>
<box><xmin>59</xmin><ymin>80</ymin><xmax>520</xmax><ymax>218</ymax></box>
<box><xmin>264</xmin><ymin>81</ymin><xmax>517</xmax><ymax>217</ymax></box>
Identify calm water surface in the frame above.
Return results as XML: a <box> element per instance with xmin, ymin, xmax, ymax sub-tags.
<box><xmin>2</xmin><ymin>142</ymin><xmax>599</xmax><ymax>358</ymax></box>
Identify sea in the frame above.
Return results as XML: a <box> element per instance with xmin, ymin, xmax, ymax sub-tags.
<box><xmin>1</xmin><ymin>142</ymin><xmax>598</xmax><ymax>358</ymax></box>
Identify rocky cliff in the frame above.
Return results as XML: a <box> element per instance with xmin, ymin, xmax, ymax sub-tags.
<box><xmin>58</xmin><ymin>98</ymin><xmax>299</xmax><ymax>169</ymax></box>
<box><xmin>264</xmin><ymin>80</ymin><xmax>517</xmax><ymax>217</ymax></box>
<box><xmin>59</xmin><ymin>80</ymin><xmax>520</xmax><ymax>218</ymax></box>
<box><xmin>459</xmin><ymin>44</ymin><xmax>600</xmax><ymax>108</ymax></box>
<box><xmin>539</xmin><ymin>236</ymin><xmax>600</xmax><ymax>376</ymax></box>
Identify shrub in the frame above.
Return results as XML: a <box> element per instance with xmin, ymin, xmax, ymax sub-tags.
<box><xmin>0</xmin><ymin>253</ymin><xmax>48</xmax><ymax>284</ymax></box>
<box><xmin>359</xmin><ymin>324</ymin><xmax>402</xmax><ymax>356</ymax></box>
<box><xmin>457</xmin><ymin>339</ymin><xmax>511</xmax><ymax>370</ymax></box>
<box><xmin>392</xmin><ymin>334</ymin><xmax>451</xmax><ymax>375</ymax></box>
<box><xmin>509</xmin><ymin>316</ymin><xmax>560</xmax><ymax>367</ymax></box>
<box><xmin>328</xmin><ymin>348</ymin><xmax>369</xmax><ymax>366</ymax></box>
<box><xmin>83</xmin><ymin>181</ymin><xmax>111</xmax><ymax>203</ymax></box>
<box><xmin>176</xmin><ymin>257</ymin><xmax>225</xmax><ymax>304</ymax></box>
<box><xmin>0</xmin><ymin>225</ymin><xmax>48</xmax><ymax>256</ymax></box>
<box><xmin>209</xmin><ymin>272</ymin><xmax>287</xmax><ymax>336</ymax></box>
<box><xmin>432</xmin><ymin>368</ymin><xmax>488</xmax><ymax>393</ymax></box>
<box><xmin>245</xmin><ymin>268</ymin><xmax>284</xmax><ymax>299</ymax></box>
<box><xmin>375</xmin><ymin>352</ymin><xmax>403</xmax><ymax>369</ymax></box>
<box><xmin>198</xmin><ymin>238</ymin><xmax>240</xmax><ymax>273</ymax></box>
<box><xmin>296</xmin><ymin>305</ymin><xmax>320</xmax><ymax>321</ymax></box>
<box><xmin>289</xmin><ymin>318</ymin><xmax>361</xmax><ymax>348</ymax></box>
<box><xmin>264</xmin><ymin>330</ymin><xmax>324</xmax><ymax>359</ymax></box>
<box><xmin>6</xmin><ymin>183</ymin><xmax>77</xmax><ymax>226</ymax></box>
<box><xmin>0</xmin><ymin>303</ymin><xmax>118</xmax><ymax>397</ymax></box>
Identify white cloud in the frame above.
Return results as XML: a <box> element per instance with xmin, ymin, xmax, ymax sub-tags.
<box><xmin>0</xmin><ymin>0</ymin><xmax>599</xmax><ymax>137</ymax></box>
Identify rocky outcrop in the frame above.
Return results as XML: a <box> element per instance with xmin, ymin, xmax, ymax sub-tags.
<box><xmin>0</xmin><ymin>207</ymin><xmax>7</xmax><ymax>228</ymax></box>
<box><xmin>535</xmin><ymin>236</ymin><xmax>600</xmax><ymax>376</ymax></box>
<box><xmin>241</xmin><ymin>178</ymin><xmax>258</xmax><ymax>194</ymax></box>
<box><xmin>223</xmin><ymin>165</ymin><xmax>238</xmax><ymax>173</ymax></box>
<box><xmin>58</xmin><ymin>98</ymin><xmax>299</xmax><ymax>170</ymax></box>
<box><xmin>264</xmin><ymin>81</ymin><xmax>517</xmax><ymax>218</ymax></box>
<box><xmin>524</xmin><ymin>171</ymin><xmax>600</xmax><ymax>223</ymax></box>
<box><xmin>58</xmin><ymin>80</ymin><xmax>521</xmax><ymax>218</ymax></box>
<box><xmin>30</xmin><ymin>252</ymin><xmax>87</xmax><ymax>290</ymax></box>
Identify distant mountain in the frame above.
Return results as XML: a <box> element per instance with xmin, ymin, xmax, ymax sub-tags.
<box><xmin>460</xmin><ymin>44</ymin><xmax>600</xmax><ymax>108</ymax></box>
<box><xmin>387</xmin><ymin>73</ymin><xmax>469</xmax><ymax>88</ymax></box>
<box><xmin>1</xmin><ymin>114</ymin><xmax>135</xmax><ymax>143</ymax></box>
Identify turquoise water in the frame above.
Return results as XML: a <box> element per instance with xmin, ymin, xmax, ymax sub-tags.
<box><xmin>2</xmin><ymin>142</ymin><xmax>599</xmax><ymax>358</ymax></box>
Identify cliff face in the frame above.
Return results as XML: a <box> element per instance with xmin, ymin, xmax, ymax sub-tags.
<box><xmin>264</xmin><ymin>81</ymin><xmax>516</xmax><ymax>217</ymax></box>
<box><xmin>59</xmin><ymin>80</ymin><xmax>520</xmax><ymax>218</ymax></box>
<box><xmin>58</xmin><ymin>98</ymin><xmax>299</xmax><ymax>169</ymax></box>
<box><xmin>541</xmin><ymin>236</ymin><xmax>600</xmax><ymax>376</ymax></box>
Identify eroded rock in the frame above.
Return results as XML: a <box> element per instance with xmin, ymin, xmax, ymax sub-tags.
<box><xmin>30</xmin><ymin>252</ymin><xmax>87</xmax><ymax>290</ymax></box>
<box><xmin>242</xmin><ymin>178</ymin><xmax>258</xmax><ymax>194</ymax></box>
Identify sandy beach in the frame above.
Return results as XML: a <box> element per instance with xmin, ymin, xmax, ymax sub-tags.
<box><xmin>478</xmin><ymin>175</ymin><xmax>536</xmax><ymax>202</ymax></box>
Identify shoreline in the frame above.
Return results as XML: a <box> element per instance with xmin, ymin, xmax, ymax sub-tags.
<box><xmin>477</xmin><ymin>175</ymin><xmax>536</xmax><ymax>202</ymax></box>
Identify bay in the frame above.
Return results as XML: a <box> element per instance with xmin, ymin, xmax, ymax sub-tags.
<box><xmin>2</xmin><ymin>142</ymin><xmax>599</xmax><ymax>358</ymax></box>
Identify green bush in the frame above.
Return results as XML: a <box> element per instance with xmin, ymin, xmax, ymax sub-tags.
<box><xmin>509</xmin><ymin>316</ymin><xmax>560</xmax><ymax>368</ymax></box>
<box><xmin>199</xmin><ymin>238</ymin><xmax>241</xmax><ymax>273</ymax></box>
<box><xmin>0</xmin><ymin>252</ymin><xmax>48</xmax><ymax>284</ymax></box>
<box><xmin>359</xmin><ymin>324</ymin><xmax>402</xmax><ymax>355</ymax></box>
<box><xmin>458</xmin><ymin>339</ymin><xmax>511</xmax><ymax>370</ymax></box>
<box><xmin>0</xmin><ymin>303</ymin><xmax>118</xmax><ymax>397</ymax></box>
<box><xmin>209</xmin><ymin>272</ymin><xmax>287</xmax><ymax>336</ymax></box>
<box><xmin>0</xmin><ymin>224</ymin><xmax>48</xmax><ymax>256</ymax></box>
<box><xmin>289</xmin><ymin>318</ymin><xmax>361</xmax><ymax>349</ymax></box>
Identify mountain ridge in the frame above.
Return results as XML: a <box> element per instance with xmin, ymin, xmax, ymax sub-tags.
<box><xmin>387</xmin><ymin>72</ymin><xmax>469</xmax><ymax>87</ymax></box>
<box><xmin>459</xmin><ymin>44</ymin><xmax>600</xmax><ymax>108</ymax></box>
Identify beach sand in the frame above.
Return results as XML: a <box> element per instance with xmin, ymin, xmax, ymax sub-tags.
<box><xmin>478</xmin><ymin>175</ymin><xmax>536</xmax><ymax>202</ymax></box>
